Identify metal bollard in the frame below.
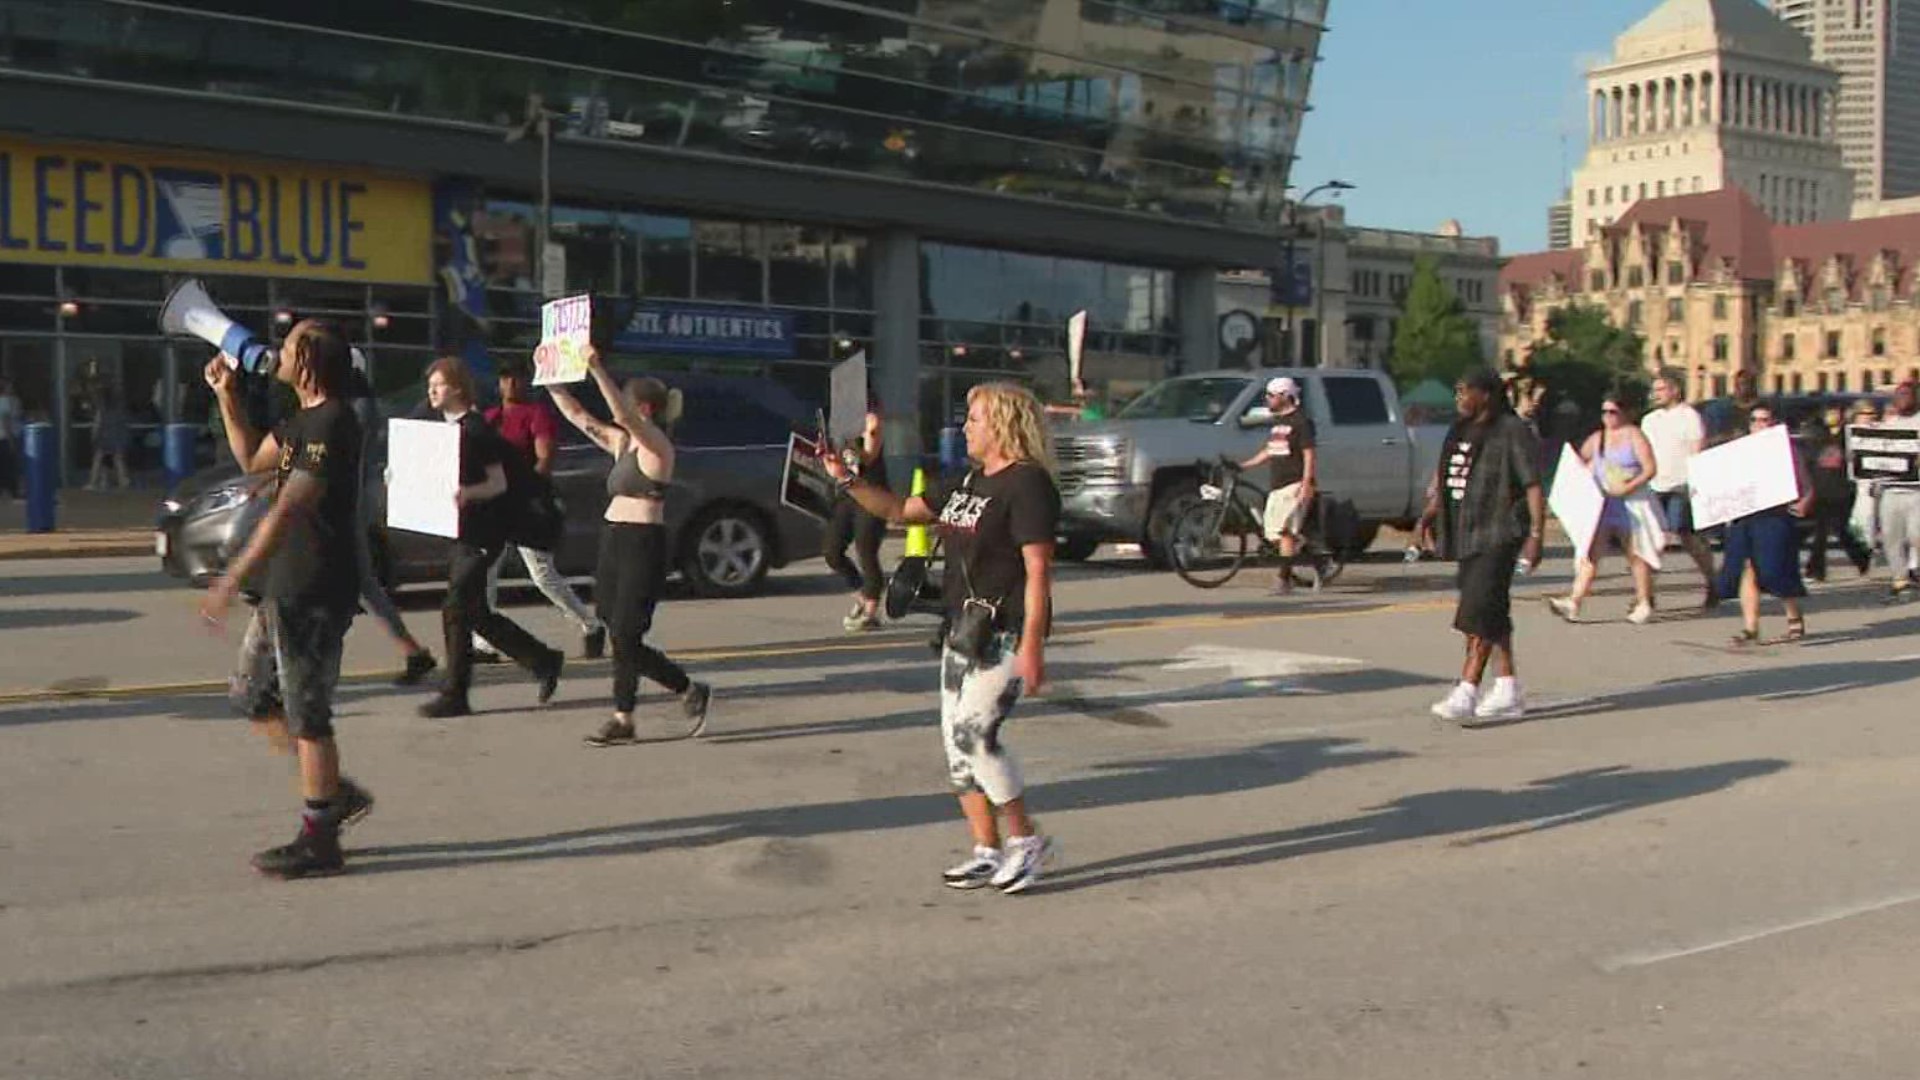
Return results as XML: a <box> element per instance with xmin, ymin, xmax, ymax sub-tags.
<box><xmin>163</xmin><ymin>423</ymin><xmax>198</xmax><ymax>491</ymax></box>
<box><xmin>22</xmin><ymin>421</ymin><xmax>56</xmax><ymax>533</ymax></box>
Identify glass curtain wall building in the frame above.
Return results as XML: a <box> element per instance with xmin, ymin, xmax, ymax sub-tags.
<box><xmin>0</xmin><ymin>0</ymin><xmax>1326</xmax><ymax>479</ymax></box>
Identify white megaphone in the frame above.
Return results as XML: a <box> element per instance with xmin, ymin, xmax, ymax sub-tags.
<box><xmin>159</xmin><ymin>278</ymin><xmax>276</xmax><ymax>376</ymax></box>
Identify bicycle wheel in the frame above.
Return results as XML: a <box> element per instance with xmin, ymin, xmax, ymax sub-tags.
<box><xmin>1313</xmin><ymin>550</ymin><xmax>1345</xmax><ymax>587</ymax></box>
<box><xmin>1170</xmin><ymin>499</ymin><xmax>1252</xmax><ymax>588</ymax></box>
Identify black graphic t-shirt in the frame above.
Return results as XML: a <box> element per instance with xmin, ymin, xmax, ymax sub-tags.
<box><xmin>263</xmin><ymin>398</ymin><xmax>363</xmax><ymax>609</ymax></box>
<box><xmin>1443</xmin><ymin>426</ymin><xmax>1486</xmax><ymax>507</ymax></box>
<box><xmin>1265</xmin><ymin>411</ymin><xmax>1317</xmax><ymax>489</ymax></box>
<box><xmin>926</xmin><ymin>462</ymin><xmax>1061</xmax><ymax>630</ymax></box>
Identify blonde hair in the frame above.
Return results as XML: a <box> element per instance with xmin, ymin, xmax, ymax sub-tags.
<box><xmin>967</xmin><ymin>382</ymin><xmax>1053</xmax><ymax>473</ymax></box>
<box><xmin>625</xmin><ymin>376</ymin><xmax>684</xmax><ymax>426</ymax></box>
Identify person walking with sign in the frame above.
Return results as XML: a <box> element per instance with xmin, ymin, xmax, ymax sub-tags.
<box><xmin>1718</xmin><ymin>405</ymin><xmax>1815</xmax><ymax>645</ymax></box>
<box><xmin>471</xmin><ymin>357</ymin><xmax>606</xmax><ymax>660</ymax></box>
<box><xmin>199</xmin><ymin>319</ymin><xmax>372</xmax><ymax>878</ymax></box>
<box><xmin>548</xmin><ymin>348</ymin><xmax>711</xmax><ymax>746</ymax></box>
<box><xmin>1546</xmin><ymin>390</ymin><xmax>1663</xmax><ymax>625</ymax></box>
<box><xmin>1418</xmin><ymin>368</ymin><xmax>1546</xmax><ymax>724</ymax></box>
<box><xmin>1872</xmin><ymin>381</ymin><xmax>1920</xmax><ymax>603</ymax></box>
<box><xmin>823</xmin><ymin>383</ymin><xmax>1061</xmax><ymax>893</ymax></box>
<box><xmin>823</xmin><ymin>402</ymin><xmax>889</xmax><ymax>632</ymax></box>
<box><xmin>417</xmin><ymin>357</ymin><xmax>565</xmax><ymax>719</ymax></box>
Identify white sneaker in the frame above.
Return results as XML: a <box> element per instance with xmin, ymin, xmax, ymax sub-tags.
<box><xmin>1546</xmin><ymin>596</ymin><xmax>1580</xmax><ymax>622</ymax></box>
<box><xmin>1626</xmin><ymin>601</ymin><xmax>1653</xmax><ymax>625</ymax></box>
<box><xmin>1473</xmin><ymin>679</ymin><xmax>1525</xmax><ymax>721</ymax></box>
<box><xmin>942</xmin><ymin>846</ymin><xmax>1002</xmax><ymax>890</ymax></box>
<box><xmin>1430</xmin><ymin>682</ymin><xmax>1478</xmax><ymax>721</ymax></box>
<box><xmin>990</xmin><ymin>834</ymin><xmax>1055</xmax><ymax>894</ymax></box>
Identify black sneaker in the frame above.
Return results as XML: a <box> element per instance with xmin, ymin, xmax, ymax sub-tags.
<box><xmin>584</xmin><ymin>717</ymin><xmax>636</xmax><ymax>747</ymax></box>
<box><xmin>394</xmin><ymin>651</ymin><xmax>437</xmax><ymax>688</ymax></box>
<box><xmin>251</xmin><ymin>824</ymin><xmax>345</xmax><ymax>880</ymax></box>
<box><xmin>418</xmin><ymin>694</ymin><xmax>472</xmax><ymax>719</ymax></box>
<box><xmin>536</xmin><ymin>651</ymin><xmax>564</xmax><ymax>704</ymax></box>
<box><xmin>334</xmin><ymin>777</ymin><xmax>375</xmax><ymax>830</ymax></box>
<box><xmin>680</xmin><ymin>681</ymin><xmax>711</xmax><ymax>737</ymax></box>
<box><xmin>583</xmin><ymin>627</ymin><xmax>607</xmax><ymax>660</ymax></box>
<box><xmin>473</xmin><ymin>648</ymin><xmax>506</xmax><ymax>665</ymax></box>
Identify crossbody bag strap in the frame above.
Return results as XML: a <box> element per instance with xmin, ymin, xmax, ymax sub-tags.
<box><xmin>954</xmin><ymin>469</ymin><xmax>980</xmax><ymax>601</ymax></box>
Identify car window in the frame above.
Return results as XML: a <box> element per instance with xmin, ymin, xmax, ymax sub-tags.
<box><xmin>676</xmin><ymin>388</ymin><xmax>799</xmax><ymax>447</ymax></box>
<box><xmin>1322</xmin><ymin>376</ymin><xmax>1391</xmax><ymax>425</ymax></box>
<box><xmin>1116</xmin><ymin>377</ymin><xmax>1252</xmax><ymax>421</ymax></box>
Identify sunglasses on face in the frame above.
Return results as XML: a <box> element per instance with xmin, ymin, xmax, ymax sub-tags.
<box><xmin>1601</xmin><ymin>407</ymin><xmax>1621</xmax><ymax>415</ymax></box>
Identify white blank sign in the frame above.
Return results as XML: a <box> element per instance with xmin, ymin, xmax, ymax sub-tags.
<box><xmin>386</xmin><ymin>418</ymin><xmax>460</xmax><ymax>538</ymax></box>
<box><xmin>1548</xmin><ymin>444</ymin><xmax>1605</xmax><ymax>565</ymax></box>
<box><xmin>1689</xmin><ymin>424</ymin><xmax>1797</xmax><ymax>530</ymax></box>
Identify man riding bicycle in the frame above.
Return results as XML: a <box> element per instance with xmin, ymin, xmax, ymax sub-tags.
<box><xmin>1239</xmin><ymin>376</ymin><xmax>1318</xmax><ymax>595</ymax></box>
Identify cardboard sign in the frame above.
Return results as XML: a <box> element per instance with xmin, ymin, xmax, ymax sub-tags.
<box><xmin>1847</xmin><ymin>424</ymin><xmax>1920</xmax><ymax>483</ymax></box>
<box><xmin>385</xmin><ymin>418</ymin><xmax>461</xmax><ymax>538</ymax></box>
<box><xmin>534</xmin><ymin>294</ymin><xmax>592</xmax><ymax>385</ymax></box>
<box><xmin>779</xmin><ymin>431</ymin><xmax>837</xmax><ymax>522</ymax></box>
<box><xmin>1547</xmin><ymin>444</ymin><xmax>1605</xmax><ymax>565</ymax></box>
<box><xmin>1688</xmin><ymin>424</ymin><xmax>1798</xmax><ymax>530</ymax></box>
<box><xmin>828</xmin><ymin>351</ymin><xmax>869</xmax><ymax>445</ymax></box>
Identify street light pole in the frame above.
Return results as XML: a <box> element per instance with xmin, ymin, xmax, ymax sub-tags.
<box><xmin>1286</xmin><ymin>179</ymin><xmax>1353</xmax><ymax>367</ymax></box>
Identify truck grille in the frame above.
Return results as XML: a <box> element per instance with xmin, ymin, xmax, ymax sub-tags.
<box><xmin>1055</xmin><ymin>435</ymin><xmax>1127</xmax><ymax>491</ymax></box>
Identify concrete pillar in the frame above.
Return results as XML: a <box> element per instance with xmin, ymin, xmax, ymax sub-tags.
<box><xmin>1175</xmin><ymin>264</ymin><xmax>1218</xmax><ymax>372</ymax></box>
<box><xmin>870</xmin><ymin>227</ymin><xmax>922</xmax><ymax>472</ymax></box>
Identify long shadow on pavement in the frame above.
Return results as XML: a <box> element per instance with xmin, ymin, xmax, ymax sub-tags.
<box><xmin>1496</xmin><ymin>653</ymin><xmax>1920</xmax><ymax>726</ymax></box>
<box><xmin>345</xmin><ymin>737</ymin><xmax>1406</xmax><ymax>876</ymax></box>
<box><xmin>0</xmin><ymin>607</ymin><xmax>142</xmax><ymax>630</ymax></box>
<box><xmin>1041</xmin><ymin>758</ymin><xmax>1789</xmax><ymax>894</ymax></box>
<box><xmin>0</xmin><ymin>570</ymin><xmax>180</xmax><ymax>600</ymax></box>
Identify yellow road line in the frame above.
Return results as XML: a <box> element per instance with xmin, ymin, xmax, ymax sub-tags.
<box><xmin>0</xmin><ymin>596</ymin><xmax>1454</xmax><ymax>706</ymax></box>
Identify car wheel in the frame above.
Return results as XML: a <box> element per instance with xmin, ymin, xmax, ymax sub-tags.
<box><xmin>1143</xmin><ymin>479</ymin><xmax>1201</xmax><ymax>569</ymax></box>
<box><xmin>1055</xmin><ymin>534</ymin><xmax>1101</xmax><ymax>562</ymax></box>
<box><xmin>681</xmin><ymin>506</ymin><xmax>772</xmax><ymax>599</ymax></box>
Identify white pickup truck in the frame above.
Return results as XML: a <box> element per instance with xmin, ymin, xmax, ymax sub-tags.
<box><xmin>1053</xmin><ymin>367</ymin><xmax>1446</xmax><ymax>565</ymax></box>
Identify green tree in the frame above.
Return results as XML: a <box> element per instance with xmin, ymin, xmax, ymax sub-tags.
<box><xmin>1388</xmin><ymin>256</ymin><xmax>1483</xmax><ymax>388</ymax></box>
<box><xmin>1523</xmin><ymin>303</ymin><xmax>1647</xmax><ymax>418</ymax></box>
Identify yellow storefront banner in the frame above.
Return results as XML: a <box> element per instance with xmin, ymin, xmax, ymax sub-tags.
<box><xmin>0</xmin><ymin>137</ymin><xmax>431</xmax><ymax>285</ymax></box>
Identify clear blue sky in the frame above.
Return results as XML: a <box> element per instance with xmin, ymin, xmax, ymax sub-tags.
<box><xmin>1292</xmin><ymin>0</ymin><xmax>1659</xmax><ymax>254</ymax></box>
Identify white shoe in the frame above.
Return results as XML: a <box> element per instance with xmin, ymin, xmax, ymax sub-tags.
<box><xmin>1473</xmin><ymin>679</ymin><xmax>1525</xmax><ymax>721</ymax></box>
<box><xmin>1429</xmin><ymin>682</ymin><xmax>1478</xmax><ymax>721</ymax></box>
<box><xmin>942</xmin><ymin>846</ymin><xmax>1002</xmax><ymax>890</ymax></box>
<box><xmin>1626</xmin><ymin>601</ymin><xmax>1653</xmax><ymax>625</ymax></box>
<box><xmin>990</xmin><ymin>834</ymin><xmax>1055</xmax><ymax>894</ymax></box>
<box><xmin>1546</xmin><ymin>596</ymin><xmax>1580</xmax><ymax>622</ymax></box>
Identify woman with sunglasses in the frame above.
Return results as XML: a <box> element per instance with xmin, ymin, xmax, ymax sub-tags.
<box><xmin>1547</xmin><ymin>391</ymin><xmax>1665</xmax><ymax>624</ymax></box>
<box><xmin>1718</xmin><ymin>404</ymin><xmax>1815</xmax><ymax>645</ymax></box>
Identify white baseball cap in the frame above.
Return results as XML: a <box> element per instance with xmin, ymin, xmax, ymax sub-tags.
<box><xmin>1265</xmin><ymin>376</ymin><xmax>1300</xmax><ymax>399</ymax></box>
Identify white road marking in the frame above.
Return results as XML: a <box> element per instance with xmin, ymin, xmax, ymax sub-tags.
<box><xmin>1163</xmin><ymin>645</ymin><xmax>1365</xmax><ymax>681</ymax></box>
<box><xmin>1602</xmin><ymin>888</ymin><xmax>1920</xmax><ymax>971</ymax></box>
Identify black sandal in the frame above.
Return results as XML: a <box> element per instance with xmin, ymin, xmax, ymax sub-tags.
<box><xmin>1784</xmin><ymin>616</ymin><xmax>1806</xmax><ymax>642</ymax></box>
<box><xmin>1729</xmin><ymin>629</ymin><xmax>1761</xmax><ymax>648</ymax></box>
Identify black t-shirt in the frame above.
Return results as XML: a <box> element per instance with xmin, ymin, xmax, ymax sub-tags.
<box><xmin>454</xmin><ymin>411</ymin><xmax>512</xmax><ymax>548</ymax></box>
<box><xmin>927</xmin><ymin>462</ymin><xmax>1060</xmax><ymax>630</ymax></box>
<box><xmin>1443</xmin><ymin>424</ymin><xmax>1486</xmax><ymax>510</ymax></box>
<box><xmin>263</xmin><ymin>398</ymin><xmax>363</xmax><ymax>608</ymax></box>
<box><xmin>1264</xmin><ymin>410</ymin><xmax>1317</xmax><ymax>489</ymax></box>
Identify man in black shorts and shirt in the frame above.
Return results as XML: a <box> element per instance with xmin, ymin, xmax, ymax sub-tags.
<box><xmin>202</xmin><ymin>319</ymin><xmax>369</xmax><ymax>878</ymax></box>
<box><xmin>1239</xmin><ymin>376</ymin><xmax>1318</xmax><ymax>594</ymax></box>
<box><xmin>1418</xmin><ymin>367</ymin><xmax>1545</xmax><ymax>724</ymax></box>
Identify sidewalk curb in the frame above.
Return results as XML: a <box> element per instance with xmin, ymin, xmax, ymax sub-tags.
<box><xmin>0</xmin><ymin>533</ymin><xmax>154</xmax><ymax>561</ymax></box>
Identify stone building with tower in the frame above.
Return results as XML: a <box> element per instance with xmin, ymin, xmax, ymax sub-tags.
<box><xmin>1570</xmin><ymin>0</ymin><xmax>1853</xmax><ymax>245</ymax></box>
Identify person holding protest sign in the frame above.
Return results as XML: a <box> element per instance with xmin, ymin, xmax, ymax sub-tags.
<box><xmin>1546</xmin><ymin>390</ymin><xmax>1663</xmax><ymax>625</ymax></box>
<box><xmin>417</xmin><ymin>356</ymin><xmax>565</xmax><ymax>719</ymax></box>
<box><xmin>823</xmin><ymin>382</ymin><xmax>1061</xmax><ymax>894</ymax></box>
<box><xmin>1873</xmin><ymin>382</ymin><xmax>1920</xmax><ymax>603</ymax></box>
<box><xmin>548</xmin><ymin>348</ymin><xmax>711</xmax><ymax>746</ymax></box>
<box><xmin>823</xmin><ymin>402</ymin><xmax>889</xmax><ymax>632</ymax></box>
<box><xmin>1718</xmin><ymin>404</ymin><xmax>1815</xmax><ymax>646</ymax></box>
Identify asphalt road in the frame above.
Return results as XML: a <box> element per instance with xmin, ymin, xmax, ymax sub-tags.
<box><xmin>3</xmin><ymin>548</ymin><xmax>1919</xmax><ymax>1079</ymax></box>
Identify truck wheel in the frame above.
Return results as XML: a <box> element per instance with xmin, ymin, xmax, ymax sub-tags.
<box><xmin>1055</xmin><ymin>535</ymin><xmax>1101</xmax><ymax>562</ymax></box>
<box><xmin>1143</xmin><ymin>481</ymin><xmax>1201</xmax><ymax>569</ymax></box>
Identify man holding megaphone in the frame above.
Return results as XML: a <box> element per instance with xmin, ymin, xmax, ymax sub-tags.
<box><xmin>199</xmin><ymin>317</ymin><xmax>372</xmax><ymax>880</ymax></box>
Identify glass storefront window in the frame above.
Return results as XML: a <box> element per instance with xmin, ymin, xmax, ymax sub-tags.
<box><xmin>640</xmin><ymin>215</ymin><xmax>693</xmax><ymax>299</ymax></box>
<box><xmin>832</xmin><ymin>232</ymin><xmax>872</xmax><ymax>311</ymax></box>
<box><xmin>767</xmin><ymin>225</ymin><xmax>831</xmax><ymax>308</ymax></box>
<box><xmin>694</xmin><ymin>221</ymin><xmax>764</xmax><ymax>304</ymax></box>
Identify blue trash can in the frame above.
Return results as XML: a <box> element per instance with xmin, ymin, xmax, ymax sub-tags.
<box><xmin>163</xmin><ymin>423</ymin><xmax>198</xmax><ymax>490</ymax></box>
<box><xmin>22</xmin><ymin>421</ymin><xmax>56</xmax><ymax>533</ymax></box>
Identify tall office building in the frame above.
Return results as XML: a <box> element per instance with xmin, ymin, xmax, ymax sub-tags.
<box><xmin>1570</xmin><ymin>0</ymin><xmax>1852</xmax><ymax>244</ymax></box>
<box><xmin>1771</xmin><ymin>0</ymin><xmax>1920</xmax><ymax>207</ymax></box>
<box><xmin>1547</xmin><ymin>196</ymin><xmax>1574</xmax><ymax>249</ymax></box>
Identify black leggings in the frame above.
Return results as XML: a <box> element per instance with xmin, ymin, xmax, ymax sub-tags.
<box><xmin>596</xmin><ymin>522</ymin><xmax>691</xmax><ymax>713</ymax></box>
<box><xmin>823</xmin><ymin>500</ymin><xmax>886</xmax><ymax>601</ymax></box>
<box><xmin>444</xmin><ymin>542</ymin><xmax>555</xmax><ymax>701</ymax></box>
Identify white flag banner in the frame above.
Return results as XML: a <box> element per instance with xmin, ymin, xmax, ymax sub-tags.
<box><xmin>385</xmin><ymin>418</ymin><xmax>461</xmax><ymax>538</ymax></box>
<box><xmin>1548</xmin><ymin>444</ymin><xmax>1605</xmax><ymax>565</ymax></box>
